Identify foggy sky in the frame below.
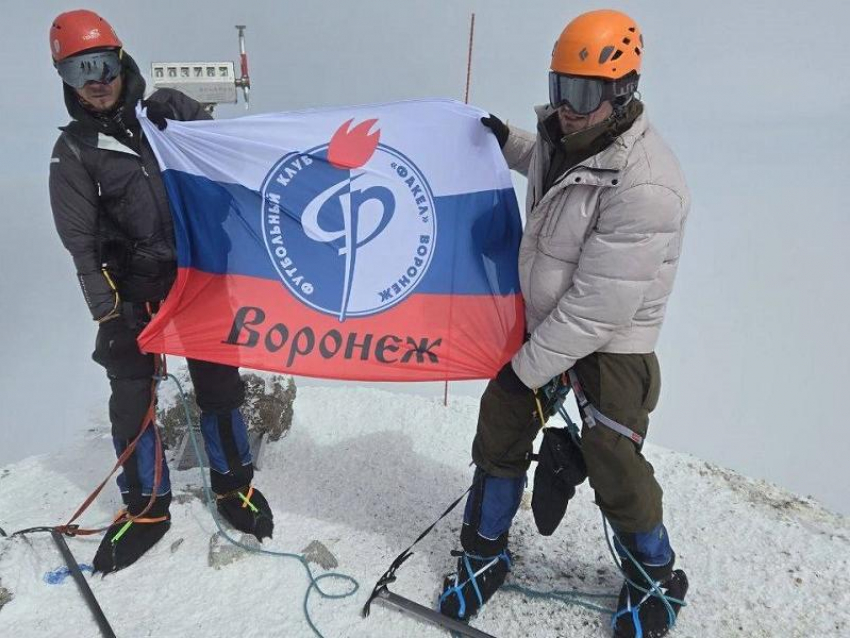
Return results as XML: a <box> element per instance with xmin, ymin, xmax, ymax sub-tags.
<box><xmin>1</xmin><ymin>0</ymin><xmax>848</xmax><ymax>515</ymax></box>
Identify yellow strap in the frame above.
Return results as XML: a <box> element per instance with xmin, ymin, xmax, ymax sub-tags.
<box><xmin>240</xmin><ymin>485</ymin><xmax>256</xmax><ymax>510</ymax></box>
<box><xmin>96</xmin><ymin>268</ymin><xmax>121</xmax><ymax>323</ymax></box>
<box><xmin>534</xmin><ymin>391</ymin><xmax>547</xmax><ymax>426</ymax></box>
<box><xmin>101</xmin><ymin>268</ymin><xmax>118</xmax><ymax>291</ymax></box>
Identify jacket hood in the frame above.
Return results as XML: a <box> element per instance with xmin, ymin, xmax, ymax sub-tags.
<box><xmin>61</xmin><ymin>51</ymin><xmax>146</xmax><ymax>131</ymax></box>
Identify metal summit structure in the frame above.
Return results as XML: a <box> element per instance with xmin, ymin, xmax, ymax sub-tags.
<box><xmin>150</xmin><ymin>25</ymin><xmax>251</xmax><ymax>113</ymax></box>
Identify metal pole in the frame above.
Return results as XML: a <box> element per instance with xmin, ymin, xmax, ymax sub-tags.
<box><xmin>464</xmin><ymin>13</ymin><xmax>476</xmax><ymax>104</ymax></box>
<box><xmin>51</xmin><ymin>530</ymin><xmax>117</xmax><ymax>638</ymax></box>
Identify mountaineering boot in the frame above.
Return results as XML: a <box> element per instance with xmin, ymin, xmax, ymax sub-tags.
<box><xmin>439</xmin><ymin>548</ymin><xmax>512</xmax><ymax>620</ymax></box>
<box><xmin>613</xmin><ymin>566</ymin><xmax>688</xmax><ymax>638</ymax></box>
<box><xmin>216</xmin><ymin>484</ymin><xmax>274</xmax><ymax>541</ymax></box>
<box><xmin>93</xmin><ymin>493</ymin><xmax>172</xmax><ymax>574</ymax></box>
<box><xmin>200</xmin><ymin>408</ymin><xmax>274</xmax><ymax>540</ymax></box>
<box><xmin>611</xmin><ymin>524</ymin><xmax>688</xmax><ymax>638</ymax></box>
<box><xmin>94</xmin><ymin>429</ymin><xmax>172</xmax><ymax>574</ymax></box>
<box><xmin>438</xmin><ymin>468</ymin><xmax>524</xmax><ymax>620</ymax></box>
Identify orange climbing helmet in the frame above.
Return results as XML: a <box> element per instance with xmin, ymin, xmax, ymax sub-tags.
<box><xmin>549</xmin><ymin>10</ymin><xmax>642</xmax><ymax>113</ymax></box>
<box><xmin>551</xmin><ymin>9</ymin><xmax>643</xmax><ymax>79</ymax></box>
<box><xmin>50</xmin><ymin>9</ymin><xmax>122</xmax><ymax>62</ymax></box>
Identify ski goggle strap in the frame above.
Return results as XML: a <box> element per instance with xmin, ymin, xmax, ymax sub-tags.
<box><xmin>548</xmin><ymin>72</ymin><xmax>639</xmax><ymax>114</ymax></box>
<box><xmin>56</xmin><ymin>49</ymin><xmax>122</xmax><ymax>89</ymax></box>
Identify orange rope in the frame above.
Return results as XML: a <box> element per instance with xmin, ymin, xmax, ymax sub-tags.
<box><xmin>56</xmin><ymin>354</ymin><xmax>167</xmax><ymax>536</ymax></box>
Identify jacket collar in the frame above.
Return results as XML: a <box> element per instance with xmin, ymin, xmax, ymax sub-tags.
<box><xmin>533</xmin><ymin>102</ymin><xmax>649</xmax><ymax>174</ymax></box>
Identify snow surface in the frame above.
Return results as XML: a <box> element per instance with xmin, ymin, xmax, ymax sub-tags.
<box><xmin>1</xmin><ymin>385</ymin><xmax>848</xmax><ymax>638</ymax></box>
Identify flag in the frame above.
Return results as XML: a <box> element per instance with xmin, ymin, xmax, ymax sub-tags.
<box><xmin>138</xmin><ymin>99</ymin><xmax>523</xmax><ymax>381</ymax></box>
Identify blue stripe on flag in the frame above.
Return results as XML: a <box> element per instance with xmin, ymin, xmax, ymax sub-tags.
<box><xmin>161</xmin><ymin>170</ymin><xmax>521</xmax><ymax>296</ymax></box>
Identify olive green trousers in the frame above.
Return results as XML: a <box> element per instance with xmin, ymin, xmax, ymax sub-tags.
<box><xmin>471</xmin><ymin>352</ymin><xmax>663</xmax><ymax>533</ymax></box>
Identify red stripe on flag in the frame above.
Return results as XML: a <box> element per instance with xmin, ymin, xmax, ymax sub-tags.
<box><xmin>138</xmin><ymin>269</ymin><xmax>524</xmax><ymax>382</ymax></box>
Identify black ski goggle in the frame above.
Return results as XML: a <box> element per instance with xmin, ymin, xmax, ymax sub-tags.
<box><xmin>548</xmin><ymin>72</ymin><xmax>638</xmax><ymax>115</ymax></box>
<box><xmin>56</xmin><ymin>50</ymin><xmax>122</xmax><ymax>89</ymax></box>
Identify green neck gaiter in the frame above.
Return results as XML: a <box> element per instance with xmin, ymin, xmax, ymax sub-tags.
<box><xmin>540</xmin><ymin>99</ymin><xmax>644</xmax><ymax>196</ymax></box>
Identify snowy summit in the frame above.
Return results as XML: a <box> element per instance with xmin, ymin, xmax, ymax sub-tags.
<box><xmin>0</xmin><ymin>384</ymin><xmax>848</xmax><ymax>637</ymax></box>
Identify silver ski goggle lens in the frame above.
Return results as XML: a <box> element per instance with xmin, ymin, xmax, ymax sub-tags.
<box><xmin>56</xmin><ymin>50</ymin><xmax>122</xmax><ymax>89</ymax></box>
<box><xmin>548</xmin><ymin>72</ymin><xmax>639</xmax><ymax>114</ymax></box>
<box><xmin>548</xmin><ymin>73</ymin><xmax>610</xmax><ymax>114</ymax></box>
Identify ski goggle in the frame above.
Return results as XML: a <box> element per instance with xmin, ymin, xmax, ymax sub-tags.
<box><xmin>55</xmin><ymin>49</ymin><xmax>122</xmax><ymax>89</ymax></box>
<box><xmin>548</xmin><ymin>72</ymin><xmax>638</xmax><ymax>115</ymax></box>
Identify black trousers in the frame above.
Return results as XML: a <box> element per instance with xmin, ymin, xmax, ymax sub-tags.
<box><xmin>92</xmin><ymin>312</ymin><xmax>245</xmax><ymax>440</ymax></box>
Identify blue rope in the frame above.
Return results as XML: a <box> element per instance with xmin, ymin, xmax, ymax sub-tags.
<box><xmin>466</xmin><ymin>554</ymin><xmax>485</xmax><ymax>608</ymax></box>
<box><xmin>502</xmin><ymin>583</ymin><xmax>616</xmax><ymax>614</ymax></box>
<box><xmin>164</xmin><ymin>372</ymin><xmax>359</xmax><ymax>638</ymax></box>
<box><xmin>611</xmin><ymin>606</ymin><xmax>644</xmax><ymax>638</ymax></box>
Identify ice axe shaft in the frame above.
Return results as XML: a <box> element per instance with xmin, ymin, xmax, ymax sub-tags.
<box><xmin>375</xmin><ymin>587</ymin><xmax>499</xmax><ymax>638</ymax></box>
<box><xmin>51</xmin><ymin>530</ymin><xmax>116</xmax><ymax>638</ymax></box>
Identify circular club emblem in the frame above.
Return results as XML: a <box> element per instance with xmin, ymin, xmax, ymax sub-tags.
<box><xmin>261</xmin><ymin>119</ymin><xmax>437</xmax><ymax>321</ymax></box>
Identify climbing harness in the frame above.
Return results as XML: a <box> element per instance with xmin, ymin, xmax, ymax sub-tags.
<box><xmin>568</xmin><ymin>369</ymin><xmax>644</xmax><ymax>445</ymax></box>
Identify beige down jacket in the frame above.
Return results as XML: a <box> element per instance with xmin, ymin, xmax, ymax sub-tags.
<box><xmin>505</xmin><ymin>106</ymin><xmax>690</xmax><ymax>389</ymax></box>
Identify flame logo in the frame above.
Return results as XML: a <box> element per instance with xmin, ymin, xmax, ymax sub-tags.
<box><xmin>327</xmin><ymin>119</ymin><xmax>380</xmax><ymax>169</ymax></box>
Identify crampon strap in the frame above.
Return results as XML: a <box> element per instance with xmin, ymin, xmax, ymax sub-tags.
<box><xmin>438</xmin><ymin>550</ymin><xmax>512</xmax><ymax>620</ymax></box>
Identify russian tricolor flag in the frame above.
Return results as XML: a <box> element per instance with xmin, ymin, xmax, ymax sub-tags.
<box><xmin>138</xmin><ymin>99</ymin><xmax>524</xmax><ymax>381</ymax></box>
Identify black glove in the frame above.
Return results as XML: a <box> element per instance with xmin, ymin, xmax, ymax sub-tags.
<box><xmin>92</xmin><ymin>316</ymin><xmax>139</xmax><ymax>368</ymax></box>
<box><xmin>495</xmin><ymin>361</ymin><xmax>529</xmax><ymax>394</ymax></box>
<box><xmin>142</xmin><ymin>99</ymin><xmax>173</xmax><ymax>130</ymax></box>
<box><xmin>532</xmin><ymin>427</ymin><xmax>587</xmax><ymax>535</ymax></box>
<box><xmin>480</xmin><ymin>114</ymin><xmax>509</xmax><ymax>148</ymax></box>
